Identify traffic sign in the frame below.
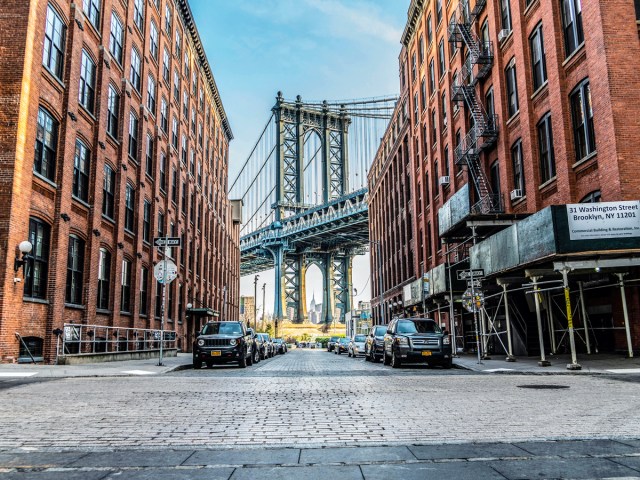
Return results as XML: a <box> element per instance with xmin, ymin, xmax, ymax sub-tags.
<box><xmin>153</xmin><ymin>237</ymin><xmax>181</xmax><ymax>247</ymax></box>
<box><xmin>457</xmin><ymin>269</ymin><xmax>485</xmax><ymax>280</ymax></box>
<box><xmin>154</xmin><ymin>259</ymin><xmax>178</xmax><ymax>284</ymax></box>
<box><xmin>466</xmin><ymin>278</ymin><xmax>482</xmax><ymax>289</ymax></box>
<box><xmin>462</xmin><ymin>288</ymin><xmax>484</xmax><ymax>313</ymax></box>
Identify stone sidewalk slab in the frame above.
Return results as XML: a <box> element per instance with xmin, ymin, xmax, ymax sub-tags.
<box><xmin>103</xmin><ymin>467</ymin><xmax>234</xmax><ymax>479</ymax></box>
<box><xmin>299</xmin><ymin>446</ymin><xmax>415</xmax><ymax>464</ymax></box>
<box><xmin>230</xmin><ymin>465</ymin><xmax>362</xmax><ymax>480</ymax></box>
<box><xmin>69</xmin><ymin>450</ymin><xmax>193</xmax><ymax>468</ymax></box>
<box><xmin>513</xmin><ymin>439</ymin><xmax>639</xmax><ymax>457</ymax></box>
<box><xmin>0</xmin><ymin>472</ymin><xmax>108</xmax><ymax>480</ymax></box>
<box><xmin>408</xmin><ymin>442</ymin><xmax>529</xmax><ymax>460</ymax></box>
<box><xmin>489</xmin><ymin>457</ymin><xmax>640</xmax><ymax>479</ymax></box>
<box><xmin>184</xmin><ymin>448</ymin><xmax>299</xmax><ymax>466</ymax></box>
<box><xmin>361</xmin><ymin>461</ymin><xmax>506</xmax><ymax>480</ymax></box>
<box><xmin>0</xmin><ymin>452</ymin><xmax>88</xmax><ymax>468</ymax></box>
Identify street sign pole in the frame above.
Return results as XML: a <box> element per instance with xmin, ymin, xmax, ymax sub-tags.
<box><xmin>158</xmin><ymin>231</ymin><xmax>168</xmax><ymax>366</ymax></box>
<box><xmin>470</xmin><ymin>226</ymin><xmax>482</xmax><ymax>365</ymax></box>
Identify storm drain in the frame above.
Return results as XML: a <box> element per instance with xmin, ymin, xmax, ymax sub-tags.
<box><xmin>517</xmin><ymin>385</ymin><xmax>570</xmax><ymax>390</ymax></box>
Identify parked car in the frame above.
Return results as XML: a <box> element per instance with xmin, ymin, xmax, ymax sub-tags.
<box><xmin>365</xmin><ymin>325</ymin><xmax>388</xmax><ymax>363</ymax></box>
<box><xmin>193</xmin><ymin>321</ymin><xmax>254</xmax><ymax>369</ymax></box>
<box><xmin>255</xmin><ymin>333</ymin><xmax>274</xmax><ymax>359</ymax></box>
<box><xmin>348</xmin><ymin>334</ymin><xmax>367</xmax><ymax>357</ymax></box>
<box><xmin>246</xmin><ymin>327</ymin><xmax>261</xmax><ymax>364</ymax></box>
<box><xmin>273</xmin><ymin>338</ymin><xmax>287</xmax><ymax>354</ymax></box>
<box><xmin>383</xmin><ymin>318</ymin><xmax>452</xmax><ymax>369</ymax></box>
<box><xmin>334</xmin><ymin>337</ymin><xmax>350</xmax><ymax>354</ymax></box>
<box><xmin>327</xmin><ymin>336</ymin><xmax>339</xmax><ymax>352</ymax></box>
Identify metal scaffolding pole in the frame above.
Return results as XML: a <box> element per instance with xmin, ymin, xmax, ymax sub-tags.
<box><xmin>560</xmin><ymin>268</ymin><xmax>581</xmax><ymax>370</ymax></box>
<box><xmin>616</xmin><ymin>273</ymin><xmax>634</xmax><ymax>359</ymax></box>
<box><xmin>531</xmin><ymin>276</ymin><xmax>551</xmax><ymax>367</ymax></box>
<box><xmin>500</xmin><ymin>282</ymin><xmax>515</xmax><ymax>362</ymax></box>
<box><xmin>578</xmin><ymin>281</ymin><xmax>592</xmax><ymax>355</ymax></box>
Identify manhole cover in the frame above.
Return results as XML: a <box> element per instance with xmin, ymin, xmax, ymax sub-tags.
<box><xmin>517</xmin><ymin>385</ymin><xmax>570</xmax><ymax>390</ymax></box>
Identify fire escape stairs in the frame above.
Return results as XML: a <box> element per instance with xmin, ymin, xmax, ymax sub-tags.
<box><xmin>448</xmin><ymin>0</ymin><xmax>502</xmax><ymax>215</ymax></box>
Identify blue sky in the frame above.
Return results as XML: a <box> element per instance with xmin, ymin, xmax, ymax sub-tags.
<box><xmin>189</xmin><ymin>0</ymin><xmax>408</xmax><ymax>315</ymax></box>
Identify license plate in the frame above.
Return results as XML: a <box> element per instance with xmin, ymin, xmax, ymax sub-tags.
<box><xmin>421</xmin><ymin>351</ymin><xmax>432</xmax><ymax>357</ymax></box>
<box><xmin>211</xmin><ymin>351</ymin><xmax>221</xmax><ymax>357</ymax></box>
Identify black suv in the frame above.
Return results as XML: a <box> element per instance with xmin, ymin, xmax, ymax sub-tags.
<box><xmin>193</xmin><ymin>321</ymin><xmax>254</xmax><ymax>369</ymax></box>
<box><xmin>327</xmin><ymin>336</ymin><xmax>339</xmax><ymax>352</ymax></box>
<box><xmin>365</xmin><ymin>324</ymin><xmax>388</xmax><ymax>363</ymax></box>
<box><xmin>383</xmin><ymin>318</ymin><xmax>452</xmax><ymax>369</ymax></box>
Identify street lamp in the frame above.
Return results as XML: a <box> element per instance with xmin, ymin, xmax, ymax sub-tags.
<box><xmin>369</xmin><ymin>239</ymin><xmax>385</xmax><ymax>326</ymax></box>
<box><xmin>253</xmin><ymin>275</ymin><xmax>259</xmax><ymax>332</ymax></box>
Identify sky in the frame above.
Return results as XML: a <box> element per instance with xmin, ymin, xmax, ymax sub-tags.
<box><xmin>189</xmin><ymin>0</ymin><xmax>408</xmax><ymax>315</ymax></box>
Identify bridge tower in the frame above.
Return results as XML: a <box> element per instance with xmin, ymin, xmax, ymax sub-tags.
<box><xmin>269</xmin><ymin>92</ymin><xmax>353</xmax><ymax>325</ymax></box>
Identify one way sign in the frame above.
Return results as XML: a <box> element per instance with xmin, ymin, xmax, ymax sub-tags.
<box><xmin>153</xmin><ymin>237</ymin><xmax>181</xmax><ymax>248</ymax></box>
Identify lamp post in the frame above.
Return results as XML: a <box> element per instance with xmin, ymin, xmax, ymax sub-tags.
<box><xmin>261</xmin><ymin>282</ymin><xmax>266</xmax><ymax>328</ymax></box>
<box><xmin>370</xmin><ymin>239</ymin><xmax>385</xmax><ymax>326</ymax></box>
<box><xmin>253</xmin><ymin>275</ymin><xmax>259</xmax><ymax>332</ymax></box>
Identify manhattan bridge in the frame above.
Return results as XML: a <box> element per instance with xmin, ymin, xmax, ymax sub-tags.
<box><xmin>229</xmin><ymin>92</ymin><xmax>397</xmax><ymax>325</ymax></box>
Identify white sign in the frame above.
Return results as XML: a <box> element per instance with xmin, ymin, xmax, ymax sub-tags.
<box><xmin>154</xmin><ymin>260</ymin><xmax>178</xmax><ymax>284</ymax></box>
<box><xmin>567</xmin><ymin>201</ymin><xmax>640</xmax><ymax>241</ymax></box>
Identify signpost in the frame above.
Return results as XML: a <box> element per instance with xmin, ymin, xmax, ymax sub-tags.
<box><xmin>153</xmin><ymin>236</ymin><xmax>181</xmax><ymax>366</ymax></box>
<box><xmin>457</xmin><ymin>269</ymin><xmax>485</xmax><ymax>281</ymax></box>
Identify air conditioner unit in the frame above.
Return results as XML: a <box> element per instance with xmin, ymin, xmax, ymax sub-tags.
<box><xmin>498</xmin><ymin>29</ymin><xmax>511</xmax><ymax>42</ymax></box>
<box><xmin>439</xmin><ymin>176</ymin><xmax>450</xmax><ymax>186</ymax></box>
<box><xmin>510</xmin><ymin>189</ymin><xmax>523</xmax><ymax>201</ymax></box>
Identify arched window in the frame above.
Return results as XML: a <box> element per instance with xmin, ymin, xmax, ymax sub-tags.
<box><xmin>24</xmin><ymin>218</ymin><xmax>50</xmax><ymax>299</ymax></box>
<box><xmin>580</xmin><ymin>190</ymin><xmax>601</xmax><ymax>203</ymax></box>
<box><xmin>97</xmin><ymin>248</ymin><xmax>111</xmax><ymax>310</ymax></box>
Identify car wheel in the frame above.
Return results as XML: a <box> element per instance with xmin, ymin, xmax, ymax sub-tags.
<box><xmin>391</xmin><ymin>350</ymin><xmax>401</xmax><ymax>368</ymax></box>
<box><xmin>442</xmin><ymin>358</ymin><xmax>453</xmax><ymax>369</ymax></box>
<box><xmin>247</xmin><ymin>349</ymin><xmax>253</xmax><ymax>366</ymax></box>
<box><xmin>206</xmin><ymin>362</ymin><xmax>214</xmax><ymax>369</ymax></box>
<box><xmin>383</xmin><ymin>351</ymin><xmax>391</xmax><ymax>366</ymax></box>
<box><xmin>238</xmin><ymin>350</ymin><xmax>247</xmax><ymax>368</ymax></box>
<box><xmin>253</xmin><ymin>348</ymin><xmax>260</xmax><ymax>363</ymax></box>
<box><xmin>193</xmin><ymin>359</ymin><xmax>202</xmax><ymax>369</ymax></box>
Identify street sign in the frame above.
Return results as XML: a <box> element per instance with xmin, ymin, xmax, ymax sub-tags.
<box><xmin>466</xmin><ymin>278</ymin><xmax>482</xmax><ymax>289</ymax></box>
<box><xmin>462</xmin><ymin>288</ymin><xmax>484</xmax><ymax>313</ymax></box>
<box><xmin>457</xmin><ymin>269</ymin><xmax>485</xmax><ymax>280</ymax></box>
<box><xmin>153</xmin><ymin>237</ymin><xmax>181</xmax><ymax>247</ymax></box>
<box><xmin>154</xmin><ymin>259</ymin><xmax>178</xmax><ymax>284</ymax></box>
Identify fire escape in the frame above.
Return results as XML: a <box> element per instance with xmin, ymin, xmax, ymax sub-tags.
<box><xmin>448</xmin><ymin>0</ymin><xmax>502</xmax><ymax>214</ymax></box>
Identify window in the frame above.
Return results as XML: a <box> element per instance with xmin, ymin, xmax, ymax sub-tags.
<box><xmin>436</xmin><ymin>0</ymin><xmax>442</xmax><ymax>25</ymax></box>
<box><xmin>511</xmin><ymin>139</ymin><xmax>525</xmax><ymax>193</ymax></box>
<box><xmin>160</xmin><ymin>97</ymin><xmax>168</xmax><ymax>133</ymax></box>
<box><xmin>530</xmin><ymin>23</ymin><xmax>547</xmax><ymax>90</ymax></box>
<box><xmin>97</xmin><ymin>248</ymin><xmax>111</xmax><ymax>310</ymax></box>
<box><xmin>183</xmin><ymin>90</ymin><xmax>189</xmax><ymax>117</ymax></box>
<box><xmin>411</xmin><ymin>52</ymin><xmax>416</xmax><ymax>82</ymax></box>
<box><xmin>155</xmin><ymin>280</ymin><xmax>163</xmax><ymax>317</ymax></box>
<box><xmin>34</xmin><ymin>107</ymin><xmax>58</xmax><ymax>181</ymax></box>
<box><xmin>82</xmin><ymin>0</ymin><xmax>100</xmax><ymax>30</ymax></box>
<box><xmin>428</xmin><ymin>59</ymin><xmax>435</xmax><ymax>94</ymax></box>
<box><xmin>426</xmin><ymin>14</ymin><xmax>433</xmax><ymax>45</ymax></box>
<box><xmin>24</xmin><ymin>218</ymin><xmax>50</xmax><ymax>299</ymax></box>
<box><xmin>490</xmin><ymin>160</ymin><xmax>501</xmax><ymax>196</ymax></box>
<box><xmin>147</xmin><ymin>75</ymin><xmax>156</xmax><ymax>114</ymax></box>
<box><xmin>133</xmin><ymin>0</ymin><xmax>144</xmax><ymax>31</ymax></box>
<box><xmin>72</xmin><ymin>140</ymin><xmax>90</xmax><ymax>202</ymax></box>
<box><xmin>157</xmin><ymin>210</ymin><xmax>165</xmax><ymax>237</ymax></box>
<box><xmin>441</xmin><ymin>92</ymin><xmax>447</xmax><ymax>128</ymax></box>
<box><xmin>443</xmin><ymin>145</ymin><xmax>450</xmax><ymax>177</ymax></box>
<box><xmin>181</xmin><ymin>181</ymin><xmax>187</xmax><ymax>214</ymax></box>
<box><xmin>143</xmin><ymin>200</ymin><xmax>151</xmax><ymax>242</ymax></box>
<box><xmin>159</xmin><ymin>152</ymin><xmax>167</xmax><ymax>192</ymax></box>
<box><xmin>561</xmin><ymin>0</ymin><xmax>583</xmax><ymax>57</ymax></box>
<box><xmin>78</xmin><ymin>50</ymin><xmax>96</xmax><ymax>113</ymax></box>
<box><xmin>163</xmin><ymin>48</ymin><xmax>170</xmax><ymax>83</ymax></box>
<box><xmin>184</xmin><ymin>51</ymin><xmax>190</xmax><ymax>78</ymax></box>
<box><xmin>149</xmin><ymin>21</ymin><xmax>159</xmax><ymax>60</ymax></box>
<box><xmin>420</xmin><ymin>78</ymin><xmax>426</xmax><ymax>111</ymax></box>
<box><xmin>413</xmin><ymin>92</ymin><xmax>418</xmax><ymax>120</ymax></box>
<box><xmin>175</xmin><ymin>30</ymin><xmax>182</xmax><ymax>57</ymax></box>
<box><xmin>43</xmin><ymin>5</ymin><xmax>66</xmax><ymax>80</ymax></box>
<box><xmin>102</xmin><ymin>164</ymin><xmax>115</xmax><ymax>219</ymax></box>
<box><xmin>181</xmin><ymin>135</ymin><xmax>187</xmax><ymax>163</ymax></box>
<box><xmin>130</xmin><ymin>48</ymin><xmax>142</xmax><ymax>92</ymax></box>
<box><xmin>66</xmin><ymin>235</ymin><xmax>84</xmax><ymax>305</ymax></box>
<box><xmin>505</xmin><ymin>60</ymin><xmax>519</xmax><ymax>117</ymax></box>
<box><xmin>108</xmin><ymin>13</ymin><xmax>124</xmax><ymax>65</ymax></box>
<box><xmin>145</xmin><ymin>134</ymin><xmax>154</xmax><ymax>177</ymax></box>
<box><xmin>580</xmin><ymin>191</ymin><xmax>601</xmax><ymax>203</ymax></box>
<box><xmin>570</xmin><ymin>79</ymin><xmax>596</xmax><ymax>161</ymax></box>
<box><xmin>140</xmin><ymin>267</ymin><xmax>149</xmax><ymax>315</ymax></box>
<box><xmin>121</xmin><ymin>259</ymin><xmax>132</xmax><ymax>313</ymax></box>
<box><xmin>438</xmin><ymin>39</ymin><xmax>446</xmax><ymax>77</ymax></box>
<box><xmin>172</xmin><ymin>117</ymin><xmax>178</xmax><ymax>149</ymax></box>
<box><xmin>431</xmin><ymin>109</ymin><xmax>437</xmax><ymax>146</ymax></box>
<box><xmin>537</xmin><ymin>112</ymin><xmax>556</xmax><ymax>183</ymax></box>
<box><xmin>128</xmin><ymin>112</ymin><xmax>139</xmax><ymax>161</ymax></box>
<box><xmin>173</xmin><ymin>70</ymin><xmax>180</xmax><ymax>100</ymax></box>
<box><xmin>164</xmin><ymin>4</ymin><xmax>172</xmax><ymax>34</ymax></box>
<box><xmin>418</xmin><ymin>35</ymin><xmax>424</xmax><ymax>64</ymax></box>
<box><xmin>171</xmin><ymin>168</ymin><xmax>178</xmax><ymax>203</ymax></box>
<box><xmin>500</xmin><ymin>0</ymin><xmax>512</xmax><ymax>31</ymax></box>
<box><xmin>105</xmin><ymin>86</ymin><xmax>119</xmax><ymax>139</ymax></box>
<box><xmin>190</xmin><ymin>191</ymin><xmax>195</xmax><ymax>223</ymax></box>
<box><xmin>124</xmin><ymin>184</ymin><xmax>135</xmax><ymax>232</ymax></box>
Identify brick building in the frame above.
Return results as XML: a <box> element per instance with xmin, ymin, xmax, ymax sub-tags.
<box><xmin>0</xmin><ymin>0</ymin><xmax>240</xmax><ymax>363</ymax></box>
<box><xmin>369</xmin><ymin>0</ymin><xmax>640</xmax><ymax>362</ymax></box>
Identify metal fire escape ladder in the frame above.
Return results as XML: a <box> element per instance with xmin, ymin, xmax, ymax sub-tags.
<box><xmin>448</xmin><ymin>0</ymin><xmax>501</xmax><ymax>214</ymax></box>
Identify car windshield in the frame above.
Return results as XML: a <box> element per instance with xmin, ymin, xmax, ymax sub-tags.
<box><xmin>257</xmin><ymin>334</ymin><xmax>269</xmax><ymax>341</ymax></box>
<box><xmin>273</xmin><ymin>339</ymin><xmax>282</xmax><ymax>344</ymax></box>
<box><xmin>330</xmin><ymin>337</ymin><xmax>339</xmax><ymax>341</ymax></box>
<box><xmin>340</xmin><ymin>338</ymin><xmax>349</xmax><ymax>344</ymax></box>
<box><xmin>397</xmin><ymin>320</ymin><xmax>440</xmax><ymax>334</ymax></box>
<box><xmin>374</xmin><ymin>326</ymin><xmax>387</xmax><ymax>336</ymax></box>
<box><xmin>354</xmin><ymin>335</ymin><xmax>366</xmax><ymax>342</ymax></box>
<box><xmin>201</xmin><ymin>323</ymin><xmax>243</xmax><ymax>335</ymax></box>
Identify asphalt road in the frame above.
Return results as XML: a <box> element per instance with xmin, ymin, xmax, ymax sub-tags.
<box><xmin>0</xmin><ymin>349</ymin><xmax>639</xmax><ymax>479</ymax></box>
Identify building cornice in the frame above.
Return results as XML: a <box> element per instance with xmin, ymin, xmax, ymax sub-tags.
<box><xmin>401</xmin><ymin>0</ymin><xmax>426</xmax><ymax>48</ymax></box>
<box><xmin>177</xmin><ymin>0</ymin><xmax>233</xmax><ymax>142</ymax></box>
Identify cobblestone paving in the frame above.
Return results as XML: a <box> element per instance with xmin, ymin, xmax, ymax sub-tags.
<box><xmin>0</xmin><ymin>350</ymin><xmax>639</xmax><ymax>452</ymax></box>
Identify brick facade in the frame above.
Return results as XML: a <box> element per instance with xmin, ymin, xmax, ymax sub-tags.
<box><xmin>0</xmin><ymin>0</ymin><xmax>240</xmax><ymax>363</ymax></box>
<box><xmin>369</xmin><ymin>0</ymin><xmax>640</xmax><ymax>353</ymax></box>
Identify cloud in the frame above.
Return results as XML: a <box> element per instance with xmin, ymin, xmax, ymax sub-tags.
<box><xmin>303</xmin><ymin>0</ymin><xmax>402</xmax><ymax>45</ymax></box>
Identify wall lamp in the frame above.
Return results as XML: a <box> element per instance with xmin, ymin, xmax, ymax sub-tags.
<box><xmin>14</xmin><ymin>240</ymin><xmax>33</xmax><ymax>275</ymax></box>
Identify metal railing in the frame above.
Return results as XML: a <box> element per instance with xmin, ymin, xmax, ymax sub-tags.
<box><xmin>60</xmin><ymin>324</ymin><xmax>177</xmax><ymax>356</ymax></box>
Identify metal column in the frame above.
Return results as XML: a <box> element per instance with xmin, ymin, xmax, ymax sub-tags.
<box><xmin>616</xmin><ymin>273</ymin><xmax>634</xmax><ymax>358</ymax></box>
<box><xmin>501</xmin><ymin>282</ymin><xmax>515</xmax><ymax>362</ymax></box>
<box><xmin>578</xmin><ymin>281</ymin><xmax>591</xmax><ymax>355</ymax></box>
<box><xmin>531</xmin><ymin>276</ymin><xmax>551</xmax><ymax>367</ymax></box>
<box><xmin>560</xmin><ymin>268</ymin><xmax>581</xmax><ymax>370</ymax></box>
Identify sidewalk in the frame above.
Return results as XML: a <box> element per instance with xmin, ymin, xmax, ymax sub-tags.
<box><xmin>454</xmin><ymin>352</ymin><xmax>640</xmax><ymax>374</ymax></box>
<box><xmin>0</xmin><ymin>353</ymin><xmax>191</xmax><ymax>378</ymax></box>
